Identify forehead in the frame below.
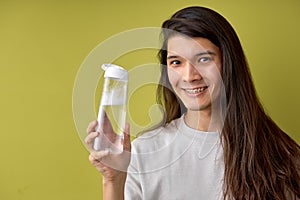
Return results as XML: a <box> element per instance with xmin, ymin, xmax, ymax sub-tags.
<box><xmin>167</xmin><ymin>35</ymin><xmax>220</xmax><ymax>57</ymax></box>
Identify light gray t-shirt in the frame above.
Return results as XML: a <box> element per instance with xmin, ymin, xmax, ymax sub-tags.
<box><xmin>125</xmin><ymin>115</ymin><xmax>224</xmax><ymax>200</ymax></box>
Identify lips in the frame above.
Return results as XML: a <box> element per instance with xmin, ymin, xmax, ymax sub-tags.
<box><xmin>184</xmin><ymin>86</ymin><xmax>208</xmax><ymax>95</ymax></box>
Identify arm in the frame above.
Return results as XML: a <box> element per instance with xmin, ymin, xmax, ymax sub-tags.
<box><xmin>85</xmin><ymin>121</ymin><xmax>131</xmax><ymax>200</ymax></box>
<box><xmin>103</xmin><ymin>172</ymin><xmax>127</xmax><ymax>200</ymax></box>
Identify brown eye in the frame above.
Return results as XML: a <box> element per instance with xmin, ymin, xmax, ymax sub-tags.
<box><xmin>170</xmin><ymin>60</ymin><xmax>181</xmax><ymax>65</ymax></box>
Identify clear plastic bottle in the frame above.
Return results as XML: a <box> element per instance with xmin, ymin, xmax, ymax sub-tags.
<box><xmin>93</xmin><ymin>64</ymin><xmax>128</xmax><ymax>154</ymax></box>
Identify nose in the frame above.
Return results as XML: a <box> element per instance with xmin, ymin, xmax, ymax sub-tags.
<box><xmin>182</xmin><ymin>62</ymin><xmax>202</xmax><ymax>82</ymax></box>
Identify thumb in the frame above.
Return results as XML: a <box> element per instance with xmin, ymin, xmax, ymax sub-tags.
<box><xmin>123</xmin><ymin>123</ymin><xmax>131</xmax><ymax>152</ymax></box>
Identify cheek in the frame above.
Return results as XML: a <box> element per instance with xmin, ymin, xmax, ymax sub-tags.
<box><xmin>207</xmin><ymin>66</ymin><xmax>224</xmax><ymax>97</ymax></box>
<box><xmin>205</xmin><ymin>64</ymin><xmax>222</xmax><ymax>82</ymax></box>
<box><xmin>167</xmin><ymin>67</ymin><xmax>180</xmax><ymax>87</ymax></box>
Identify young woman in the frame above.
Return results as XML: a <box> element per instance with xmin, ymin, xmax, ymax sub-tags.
<box><xmin>85</xmin><ymin>6</ymin><xmax>300</xmax><ymax>200</ymax></box>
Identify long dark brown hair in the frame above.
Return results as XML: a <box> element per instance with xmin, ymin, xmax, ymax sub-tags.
<box><xmin>157</xmin><ymin>6</ymin><xmax>300</xmax><ymax>200</ymax></box>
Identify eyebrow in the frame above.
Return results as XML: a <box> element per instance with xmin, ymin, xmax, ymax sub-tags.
<box><xmin>167</xmin><ymin>51</ymin><xmax>216</xmax><ymax>60</ymax></box>
<box><xmin>195</xmin><ymin>51</ymin><xmax>216</xmax><ymax>57</ymax></box>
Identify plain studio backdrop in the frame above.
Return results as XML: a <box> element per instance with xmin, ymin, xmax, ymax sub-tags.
<box><xmin>0</xmin><ymin>0</ymin><xmax>299</xmax><ymax>199</ymax></box>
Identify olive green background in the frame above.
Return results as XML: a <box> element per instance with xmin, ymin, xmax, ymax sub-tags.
<box><xmin>0</xmin><ymin>0</ymin><xmax>299</xmax><ymax>199</ymax></box>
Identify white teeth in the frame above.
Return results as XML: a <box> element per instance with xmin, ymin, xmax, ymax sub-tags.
<box><xmin>185</xmin><ymin>87</ymin><xmax>207</xmax><ymax>94</ymax></box>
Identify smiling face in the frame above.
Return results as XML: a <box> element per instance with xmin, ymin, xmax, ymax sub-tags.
<box><xmin>167</xmin><ymin>35</ymin><xmax>222</xmax><ymax>113</ymax></box>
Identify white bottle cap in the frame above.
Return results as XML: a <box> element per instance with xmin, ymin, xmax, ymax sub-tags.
<box><xmin>102</xmin><ymin>64</ymin><xmax>128</xmax><ymax>81</ymax></box>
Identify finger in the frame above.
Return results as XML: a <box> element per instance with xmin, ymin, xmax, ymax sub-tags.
<box><xmin>89</xmin><ymin>154</ymin><xmax>109</xmax><ymax>174</ymax></box>
<box><xmin>123</xmin><ymin>123</ymin><xmax>131</xmax><ymax>152</ymax></box>
<box><xmin>86</xmin><ymin>120</ymin><xmax>98</xmax><ymax>134</ymax></box>
<box><xmin>84</xmin><ymin>132</ymin><xmax>99</xmax><ymax>150</ymax></box>
<box><xmin>89</xmin><ymin>154</ymin><xmax>101</xmax><ymax>165</ymax></box>
<box><xmin>90</xmin><ymin>150</ymin><xmax>110</xmax><ymax>161</ymax></box>
<box><xmin>88</xmin><ymin>154</ymin><xmax>105</xmax><ymax>169</ymax></box>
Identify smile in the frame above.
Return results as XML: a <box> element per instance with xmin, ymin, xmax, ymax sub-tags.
<box><xmin>185</xmin><ymin>86</ymin><xmax>208</xmax><ymax>94</ymax></box>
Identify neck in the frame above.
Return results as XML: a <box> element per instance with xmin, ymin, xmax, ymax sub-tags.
<box><xmin>184</xmin><ymin>109</ymin><xmax>223</xmax><ymax>132</ymax></box>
